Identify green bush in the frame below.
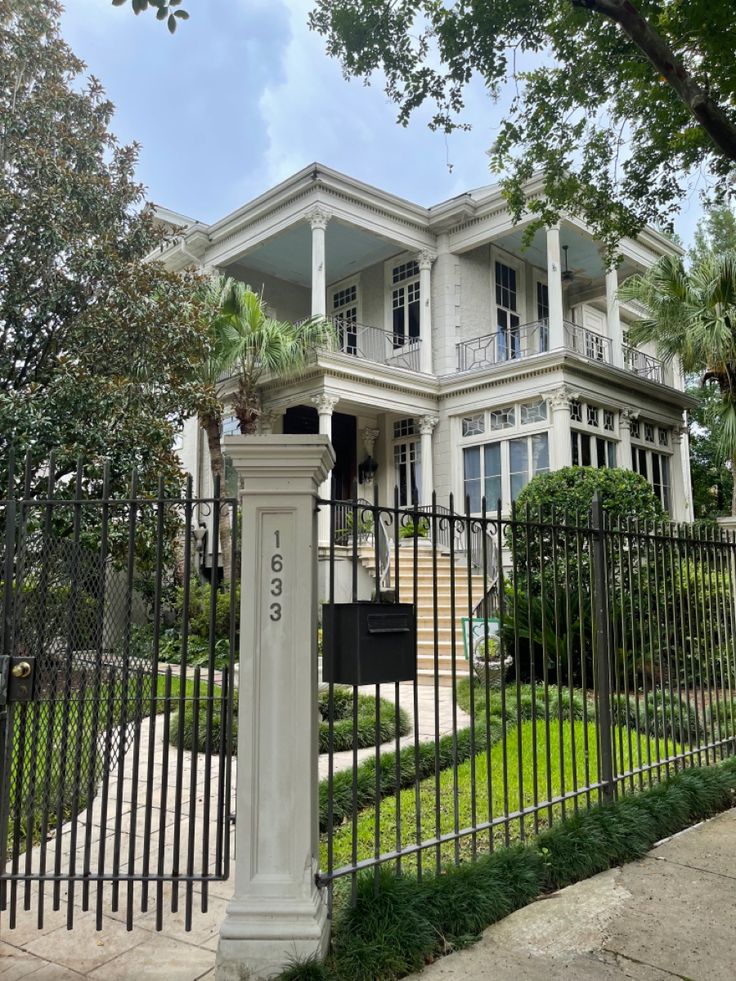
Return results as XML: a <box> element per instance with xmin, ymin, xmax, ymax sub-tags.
<box><xmin>318</xmin><ymin>687</ymin><xmax>410</xmax><ymax>753</ymax></box>
<box><xmin>285</xmin><ymin>757</ymin><xmax>736</xmax><ymax>980</ymax></box>
<box><xmin>176</xmin><ymin>577</ymin><xmax>239</xmax><ymax>640</ymax></box>
<box><xmin>611</xmin><ymin>691</ymin><xmax>701</xmax><ymax>745</ymax></box>
<box><xmin>169</xmin><ymin>687</ymin><xmax>237</xmax><ymax>755</ymax></box>
<box><xmin>157</xmin><ymin>630</ymin><xmax>232</xmax><ymax>670</ymax></box>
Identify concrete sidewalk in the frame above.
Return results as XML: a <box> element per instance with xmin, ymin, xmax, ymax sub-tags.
<box><xmin>409</xmin><ymin>807</ymin><xmax>736</xmax><ymax>981</ymax></box>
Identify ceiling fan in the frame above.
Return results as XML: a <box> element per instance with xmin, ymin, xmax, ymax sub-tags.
<box><xmin>561</xmin><ymin>245</ymin><xmax>593</xmax><ymax>290</ymax></box>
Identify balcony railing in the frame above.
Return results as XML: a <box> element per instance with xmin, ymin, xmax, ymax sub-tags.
<box><xmin>563</xmin><ymin>321</ymin><xmax>613</xmax><ymax>364</ymax></box>
<box><xmin>327</xmin><ymin>317</ymin><xmax>422</xmax><ymax>372</ymax></box>
<box><xmin>622</xmin><ymin>344</ymin><xmax>664</xmax><ymax>384</ymax></box>
<box><xmin>456</xmin><ymin>319</ymin><xmax>549</xmax><ymax>372</ymax></box>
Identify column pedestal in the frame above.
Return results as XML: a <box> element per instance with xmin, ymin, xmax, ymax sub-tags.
<box><xmin>216</xmin><ymin>436</ymin><xmax>335</xmax><ymax>981</ymax></box>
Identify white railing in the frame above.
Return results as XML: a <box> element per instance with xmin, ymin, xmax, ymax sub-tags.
<box><xmin>622</xmin><ymin>344</ymin><xmax>664</xmax><ymax>383</ymax></box>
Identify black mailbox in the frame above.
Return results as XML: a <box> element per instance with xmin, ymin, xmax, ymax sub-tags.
<box><xmin>322</xmin><ymin>602</ymin><xmax>416</xmax><ymax>685</ymax></box>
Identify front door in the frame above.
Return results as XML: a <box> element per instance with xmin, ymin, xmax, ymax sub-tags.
<box><xmin>283</xmin><ymin>406</ymin><xmax>356</xmax><ymax>500</ymax></box>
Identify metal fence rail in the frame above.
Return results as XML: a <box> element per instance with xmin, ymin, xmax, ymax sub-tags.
<box><xmin>318</xmin><ymin>492</ymin><xmax>736</xmax><ymax>905</ymax></box>
<box><xmin>0</xmin><ymin>454</ymin><xmax>238</xmax><ymax>931</ymax></box>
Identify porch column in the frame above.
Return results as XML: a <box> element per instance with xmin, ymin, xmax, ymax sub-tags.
<box><xmin>618</xmin><ymin>408</ymin><xmax>636</xmax><ymax>471</ymax></box>
<box><xmin>216</xmin><ymin>435</ymin><xmax>335</xmax><ymax>981</ymax></box>
<box><xmin>312</xmin><ymin>392</ymin><xmax>339</xmax><ymax>543</ymax></box>
<box><xmin>545</xmin><ymin>386</ymin><xmax>574</xmax><ymax>470</ymax></box>
<box><xmin>605</xmin><ymin>264</ymin><xmax>625</xmax><ymax>368</ymax></box>
<box><xmin>307</xmin><ymin>206</ymin><xmax>331</xmax><ymax>318</ymax></box>
<box><xmin>546</xmin><ymin>225</ymin><xmax>565</xmax><ymax>352</ymax></box>
<box><xmin>418</xmin><ymin>415</ymin><xmax>439</xmax><ymax>505</ymax></box>
<box><xmin>259</xmin><ymin>409</ymin><xmax>283</xmax><ymax>436</ymax></box>
<box><xmin>417</xmin><ymin>250</ymin><xmax>436</xmax><ymax>374</ymax></box>
<box><xmin>671</xmin><ymin>423</ymin><xmax>692</xmax><ymax>522</ymax></box>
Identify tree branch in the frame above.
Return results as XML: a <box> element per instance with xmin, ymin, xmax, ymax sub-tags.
<box><xmin>573</xmin><ymin>0</ymin><xmax>736</xmax><ymax>162</ymax></box>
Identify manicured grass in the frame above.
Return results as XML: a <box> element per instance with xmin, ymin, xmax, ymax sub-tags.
<box><xmin>325</xmin><ymin>720</ymin><xmax>667</xmax><ymax>872</ymax></box>
<box><xmin>283</xmin><ymin>757</ymin><xmax>736</xmax><ymax>980</ymax></box>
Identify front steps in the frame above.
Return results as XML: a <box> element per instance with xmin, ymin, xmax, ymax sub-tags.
<box><xmin>359</xmin><ymin>543</ymin><xmax>488</xmax><ymax>686</ymax></box>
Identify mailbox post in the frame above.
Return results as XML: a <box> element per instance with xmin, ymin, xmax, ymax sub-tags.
<box><xmin>215</xmin><ymin>435</ymin><xmax>335</xmax><ymax>981</ymax></box>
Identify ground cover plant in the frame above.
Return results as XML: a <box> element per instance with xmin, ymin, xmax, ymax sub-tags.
<box><xmin>324</xmin><ymin>719</ymin><xmax>665</xmax><ymax>873</ymax></box>
<box><xmin>285</xmin><ymin>757</ymin><xmax>736</xmax><ymax>981</ymax></box>
<box><xmin>319</xmin><ymin>687</ymin><xmax>410</xmax><ymax>753</ymax></box>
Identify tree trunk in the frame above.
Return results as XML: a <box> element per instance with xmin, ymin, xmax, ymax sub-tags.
<box><xmin>233</xmin><ymin>377</ymin><xmax>261</xmax><ymax>435</ymax></box>
<box><xmin>576</xmin><ymin>0</ymin><xmax>736</xmax><ymax>163</ymax></box>
<box><xmin>203</xmin><ymin>414</ymin><xmax>233</xmax><ymax>584</ymax></box>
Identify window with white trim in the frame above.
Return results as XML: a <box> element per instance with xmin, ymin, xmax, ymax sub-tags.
<box><xmin>520</xmin><ymin>400</ymin><xmax>547</xmax><ymax>424</ymax></box>
<box><xmin>495</xmin><ymin>261</ymin><xmax>520</xmax><ymax>360</ymax></box>
<box><xmin>391</xmin><ymin>262</ymin><xmax>420</xmax><ymax>348</ymax></box>
<box><xmin>333</xmin><ymin>283</ymin><xmax>358</xmax><ymax>355</ymax></box>
<box><xmin>463</xmin><ymin>433</ymin><xmax>549</xmax><ymax>511</ymax></box>
<box><xmin>394</xmin><ymin>420</ymin><xmax>420</xmax><ymax>506</ymax></box>
<box><xmin>490</xmin><ymin>406</ymin><xmax>515</xmax><ymax>430</ymax></box>
<box><xmin>631</xmin><ymin>420</ymin><xmax>673</xmax><ymax>511</ymax></box>
<box><xmin>462</xmin><ymin>413</ymin><xmax>485</xmax><ymax>437</ymax></box>
<box><xmin>571</xmin><ymin>432</ymin><xmax>617</xmax><ymax>469</ymax></box>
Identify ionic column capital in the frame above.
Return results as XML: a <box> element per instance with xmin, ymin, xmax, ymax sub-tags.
<box><xmin>543</xmin><ymin>386</ymin><xmax>580</xmax><ymax>412</ymax></box>
<box><xmin>416</xmin><ymin>250</ymin><xmax>437</xmax><ymax>272</ymax></box>
<box><xmin>311</xmin><ymin>392</ymin><xmax>339</xmax><ymax>416</ymax></box>
<box><xmin>305</xmin><ymin>206</ymin><xmax>332</xmax><ymax>231</ymax></box>
<box><xmin>418</xmin><ymin>414</ymin><xmax>439</xmax><ymax>436</ymax></box>
<box><xmin>361</xmin><ymin>427</ymin><xmax>380</xmax><ymax>455</ymax></box>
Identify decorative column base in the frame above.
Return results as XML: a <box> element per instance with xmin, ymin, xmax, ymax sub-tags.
<box><xmin>216</xmin><ymin>894</ymin><xmax>329</xmax><ymax>981</ymax></box>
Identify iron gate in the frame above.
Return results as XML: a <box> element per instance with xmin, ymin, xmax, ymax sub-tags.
<box><xmin>0</xmin><ymin>455</ymin><xmax>237</xmax><ymax>931</ymax></box>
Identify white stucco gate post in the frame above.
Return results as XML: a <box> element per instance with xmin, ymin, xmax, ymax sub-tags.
<box><xmin>216</xmin><ymin>435</ymin><xmax>335</xmax><ymax>981</ymax></box>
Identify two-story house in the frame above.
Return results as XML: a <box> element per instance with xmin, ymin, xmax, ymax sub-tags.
<box><xmin>160</xmin><ymin>163</ymin><xmax>694</xmax><ymax>549</ymax></box>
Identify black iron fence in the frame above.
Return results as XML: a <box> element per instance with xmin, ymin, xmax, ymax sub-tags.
<box><xmin>318</xmin><ymin>492</ymin><xmax>736</xmax><ymax>904</ymax></box>
<box><xmin>0</xmin><ymin>454</ymin><xmax>238</xmax><ymax>931</ymax></box>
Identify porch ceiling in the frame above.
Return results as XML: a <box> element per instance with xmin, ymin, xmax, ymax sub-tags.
<box><xmin>495</xmin><ymin>225</ymin><xmax>639</xmax><ymax>283</ymax></box>
<box><xmin>228</xmin><ymin>219</ymin><xmax>403</xmax><ymax>289</ymax></box>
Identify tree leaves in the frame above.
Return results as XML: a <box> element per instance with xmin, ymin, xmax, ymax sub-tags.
<box><xmin>114</xmin><ymin>0</ymin><xmax>188</xmax><ymax>31</ymax></box>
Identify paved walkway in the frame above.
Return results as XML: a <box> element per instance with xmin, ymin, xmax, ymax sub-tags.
<box><xmin>0</xmin><ymin>683</ymin><xmax>466</xmax><ymax>980</ymax></box>
<box><xmin>408</xmin><ymin>807</ymin><xmax>736</xmax><ymax>981</ymax></box>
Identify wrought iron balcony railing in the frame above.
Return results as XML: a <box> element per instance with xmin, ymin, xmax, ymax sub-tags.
<box><xmin>622</xmin><ymin>344</ymin><xmax>664</xmax><ymax>384</ymax></box>
<box><xmin>327</xmin><ymin>317</ymin><xmax>422</xmax><ymax>372</ymax></box>
<box><xmin>456</xmin><ymin>319</ymin><xmax>549</xmax><ymax>372</ymax></box>
<box><xmin>563</xmin><ymin>321</ymin><xmax>613</xmax><ymax>364</ymax></box>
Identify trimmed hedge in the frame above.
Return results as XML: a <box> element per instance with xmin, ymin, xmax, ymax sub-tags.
<box><xmin>284</xmin><ymin>756</ymin><xmax>736</xmax><ymax>980</ymax></box>
<box><xmin>318</xmin><ymin>687</ymin><xmax>410</xmax><ymax>753</ymax></box>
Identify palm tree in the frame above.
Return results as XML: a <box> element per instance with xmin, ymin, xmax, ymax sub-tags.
<box><xmin>191</xmin><ymin>276</ymin><xmax>241</xmax><ymax>582</ymax></box>
<box><xmin>217</xmin><ymin>279</ymin><xmax>336</xmax><ymax>434</ymax></box>
<box><xmin>619</xmin><ymin>252</ymin><xmax>736</xmax><ymax>514</ymax></box>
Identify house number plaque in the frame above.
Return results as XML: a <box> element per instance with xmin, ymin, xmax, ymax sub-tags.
<box><xmin>270</xmin><ymin>529</ymin><xmax>283</xmax><ymax>622</ymax></box>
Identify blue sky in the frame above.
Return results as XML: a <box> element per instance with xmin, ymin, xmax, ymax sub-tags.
<box><xmin>62</xmin><ymin>1</ymin><xmax>704</xmax><ymax>243</ymax></box>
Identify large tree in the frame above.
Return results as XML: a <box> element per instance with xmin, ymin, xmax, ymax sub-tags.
<box><xmin>1</xmin><ymin>0</ymin><xmax>206</xmax><ymax>499</ymax></box>
<box><xmin>307</xmin><ymin>0</ymin><xmax>735</xmax><ymax>249</ymax></box>
<box><xmin>619</xmin><ymin>252</ymin><xmax>736</xmax><ymax>515</ymax></box>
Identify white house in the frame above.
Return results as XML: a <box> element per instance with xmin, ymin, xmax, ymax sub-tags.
<box><xmin>159</xmin><ymin>163</ymin><xmax>694</xmax><ymax>541</ymax></box>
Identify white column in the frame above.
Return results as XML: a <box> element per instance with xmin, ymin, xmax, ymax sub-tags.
<box><xmin>618</xmin><ymin>409</ymin><xmax>636</xmax><ymax>471</ymax></box>
<box><xmin>216</xmin><ymin>435</ymin><xmax>335</xmax><ymax>981</ymax></box>
<box><xmin>259</xmin><ymin>409</ymin><xmax>283</xmax><ymax>436</ymax></box>
<box><xmin>307</xmin><ymin>207</ymin><xmax>331</xmax><ymax>318</ymax></box>
<box><xmin>418</xmin><ymin>415</ymin><xmax>439</xmax><ymax>505</ymax></box>
<box><xmin>417</xmin><ymin>250</ymin><xmax>436</xmax><ymax>374</ymax></box>
<box><xmin>605</xmin><ymin>265</ymin><xmax>625</xmax><ymax>368</ymax></box>
<box><xmin>671</xmin><ymin>423</ymin><xmax>692</xmax><ymax>522</ymax></box>
<box><xmin>312</xmin><ymin>393</ymin><xmax>339</xmax><ymax>543</ymax></box>
<box><xmin>545</xmin><ymin>387</ymin><xmax>574</xmax><ymax>470</ymax></box>
<box><xmin>546</xmin><ymin>225</ymin><xmax>565</xmax><ymax>352</ymax></box>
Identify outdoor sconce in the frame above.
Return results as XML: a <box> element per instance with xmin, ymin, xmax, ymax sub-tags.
<box><xmin>358</xmin><ymin>455</ymin><xmax>379</xmax><ymax>485</ymax></box>
<box><xmin>191</xmin><ymin>522</ymin><xmax>208</xmax><ymax>559</ymax></box>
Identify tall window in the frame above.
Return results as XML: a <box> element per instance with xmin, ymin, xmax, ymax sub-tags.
<box><xmin>536</xmin><ymin>281</ymin><xmax>549</xmax><ymax>352</ymax></box>
<box><xmin>393</xmin><ymin>418</ymin><xmax>420</xmax><ymax>505</ymax></box>
<box><xmin>333</xmin><ymin>284</ymin><xmax>358</xmax><ymax>355</ymax></box>
<box><xmin>571</xmin><ymin>432</ymin><xmax>617</xmax><ymax>468</ymax></box>
<box><xmin>463</xmin><ymin>433</ymin><xmax>549</xmax><ymax>511</ymax></box>
<box><xmin>633</xmin><ymin>445</ymin><xmax>671</xmax><ymax>511</ymax></box>
<box><xmin>495</xmin><ymin>261</ymin><xmax>520</xmax><ymax>360</ymax></box>
<box><xmin>392</xmin><ymin>261</ymin><xmax>420</xmax><ymax>348</ymax></box>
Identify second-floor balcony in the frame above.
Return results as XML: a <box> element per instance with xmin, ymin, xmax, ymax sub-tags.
<box><xmin>326</xmin><ymin>317</ymin><xmax>422</xmax><ymax>373</ymax></box>
<box><xmin>456</xmin><ymin>319</ymin><xmax>666</xmax><ymax>386</ymax></box>
<box><xmin>456</xmin><ymin>319</ymin><xmax>614</xmax><ymax>373</ymax></box>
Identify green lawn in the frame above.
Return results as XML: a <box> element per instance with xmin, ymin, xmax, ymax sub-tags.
<box><xmin>6</xmin><ymin>671</ymin><xmax>222</xmax><ymax>856</ymax></box>
<box><xmin>324</xmin><ymin>719</ymin><xmax>668</xmax><ymax>874</ymax></box>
